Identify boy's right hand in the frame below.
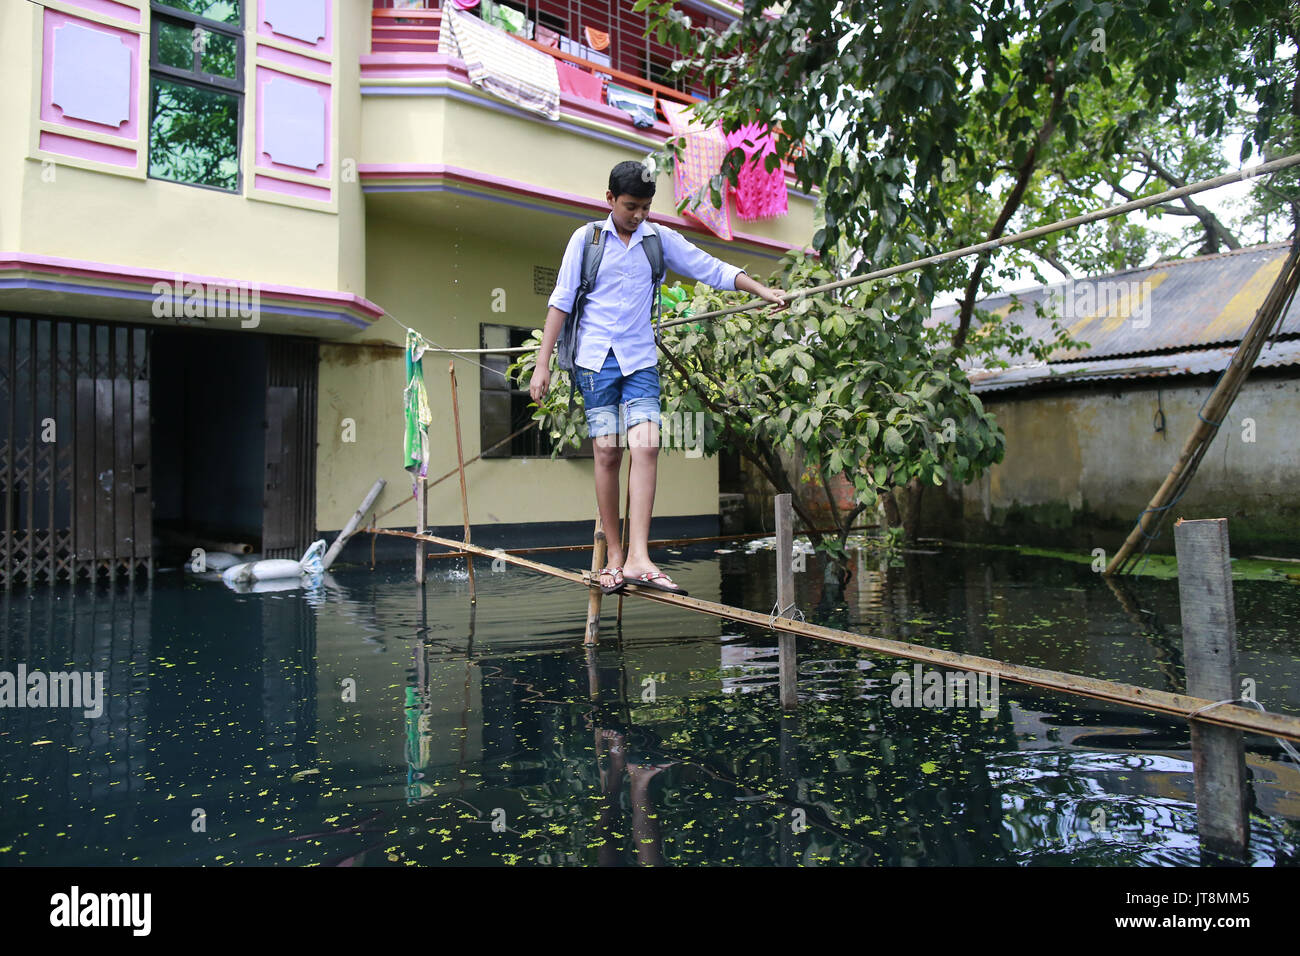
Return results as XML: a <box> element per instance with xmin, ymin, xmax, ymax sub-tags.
<box><xmin>529</xmin><ymin>366</ymin><xmax>551</xmax><ymax>403</ymax></box>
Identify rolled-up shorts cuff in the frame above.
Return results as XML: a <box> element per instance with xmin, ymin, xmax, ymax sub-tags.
<box><xmin>584</xmin><ymin>404</ymin><xmax>621</xmax><ymax>438</ymax></box>
<box><xmin>623</xmin><ymin>396</ymin><xmax>661</xmax><ymax>430</ymax></box>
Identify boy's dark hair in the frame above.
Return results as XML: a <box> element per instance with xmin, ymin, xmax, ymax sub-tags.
<box><xmin>608</xmin><ymin>160</ymin><xmax>656</xmax><ymax>199</ymax></box>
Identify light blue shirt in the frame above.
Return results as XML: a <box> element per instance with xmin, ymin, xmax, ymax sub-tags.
<box><xmin>547</xmin><ymin>214</ymin><xmax>746</xmax><ymax>375</ymax></box>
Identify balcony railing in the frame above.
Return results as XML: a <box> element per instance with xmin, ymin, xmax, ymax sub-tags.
<box><xmin>370</xmin><ymin>4</ymin><xmax>705</xmax><ymax>121</ymax></box>
<box><xmin>369</xmin><ymin>4</ymin><xmax>803</xmax><ymax>177</ymax></box>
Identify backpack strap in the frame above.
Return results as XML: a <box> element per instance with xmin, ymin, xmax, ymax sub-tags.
<box><xmin>641</xmin><ymin>223</ymin><xmax>667</xmax><ymax>344</ymax></box>
<box><xmin>564</xmin><ymin>221</ymin><xmax>607</xmax><ymax>410</ymax></box>
<box><xmin>578</xmin><ymin>221</ymin><xmax>607</xmax><ymax>300</ymax></box>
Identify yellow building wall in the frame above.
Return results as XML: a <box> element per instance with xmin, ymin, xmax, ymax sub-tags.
<box><xmin>0</xmin><ymin>1</ymin><xmax>36</xmax><ymax>254</ymax></box>
<box><xmin>5</xmin><ymin>0</ymin><xmax>363</xmax><ymax>296</ymax></box>
<box><xmin>316</xmin><ymin>213</ymin><xmax>721</xmax><ymax>531</ymax></box>
<box><xmin>360</xmin><ymin>94</ymin><xmax>816</xmax><ymax>252</ymax></box>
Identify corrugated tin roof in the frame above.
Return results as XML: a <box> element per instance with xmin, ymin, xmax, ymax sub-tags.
<box><xmin>969</xmin><ymin>338</ymin><xmax>1300</xmax><ymax>394</ymax></box>
<box><xmin>930</xmin><ymin>242</ymin><xmax>1300</xmax><ymax>363</ymax></box>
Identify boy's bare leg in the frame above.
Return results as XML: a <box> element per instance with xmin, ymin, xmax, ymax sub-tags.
<box><xmin>622</xmin><ymin>421</ymin><xmax>669</xmax><ymax>582</ymax></box>
<box><xmin>593</xmin><ymin>434</ymin><xmax>625</xmax><ymax>588</ymax></box>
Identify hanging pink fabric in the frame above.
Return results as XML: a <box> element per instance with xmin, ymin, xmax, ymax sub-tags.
<box><xmin>556</xmin><ymin>60</ymin><xmax>603</xmax><ymax>102</ymax></box>
<box><xmin>451</xmin><ymin>0</ymin><xmax>480</xmax><ymax>10</ymax></box>
<box><xmin>725</xmin><ymin>122</ymin><xmax>788</xmax><ymax>220</ymax></box>
<box><xmin>661</xmin><ymin>101</ymin><xmax>732</xmax><ymax>240</ymax></box>
<box><xmin>534</xmin><ymin>23</ymin><xmax>559</xmax><ymax>47</ymax></box>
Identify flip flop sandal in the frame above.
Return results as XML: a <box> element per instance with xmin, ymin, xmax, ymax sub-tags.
<box><xmin>628</xmin><ymin>571</ymin><xmax>688</xmax><ymax>597</ymax></box>
<box><xmin>596</xmin><ymin>566</ymin><xmax>625</xmax><ymax>595</ymax></box>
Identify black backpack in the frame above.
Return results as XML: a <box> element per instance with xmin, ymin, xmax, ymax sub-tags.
<box><xmin>555</xmin><ymin>220</ymin><xmax>666</xmax><ymax>407</ymax></box>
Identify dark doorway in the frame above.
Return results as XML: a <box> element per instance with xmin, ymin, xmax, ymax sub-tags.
<box><xmin>151</xmin><ymin>330</ymin><xmax>267</xmax><ymax>561</ymax></box>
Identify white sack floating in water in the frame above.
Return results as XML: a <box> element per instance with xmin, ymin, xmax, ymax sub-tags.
<box><xmin>221</xmin><ymin>540</ymin><xmax>327</xmax><ymax>589</ymax></box>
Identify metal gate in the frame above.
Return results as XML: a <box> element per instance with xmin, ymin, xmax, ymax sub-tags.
<box><xmin>1</xmin><ymin>316</ymin><xmax>152</xmax><ymax>588</ymax></box>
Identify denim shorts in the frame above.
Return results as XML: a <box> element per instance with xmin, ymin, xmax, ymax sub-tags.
<box><xmin>575</xmin><ymin>349</ymin><xmax>662</xmax><ymax>438</ymax></box>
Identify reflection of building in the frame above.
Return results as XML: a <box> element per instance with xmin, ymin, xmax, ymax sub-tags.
<box><xmin>0</xmin><ymin>0</ymin><xmax>814</xmax><ymax>588</ymax></box>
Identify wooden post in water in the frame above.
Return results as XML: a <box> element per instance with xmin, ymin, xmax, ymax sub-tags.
<box><xmin>775</xmin><ymin>494</ymin><xmax>798</xmax><ymax>711</ymax></box>
<box><xmin>616</xmin><ymin>466</ymin><xmax>630</xmax><ymax>625</ymax></box>
<box><xmin>448</xmin><ymin>362</ymin><xmax>476</xmax><ymax>604</ymax></box>
<box><xmin>586</xmin><ymin>513</ymin><xmax>607</xmax><ymax>646</ymax></box>
<box><xmin>1174</xmin><ymin>517</ymin><xmax>1249</xmax><ymax>860</ymax></box>
<box><xmin>415</xmin><ymin>476</ymin><xmax>426</xmax><ymax>585</ymax></box>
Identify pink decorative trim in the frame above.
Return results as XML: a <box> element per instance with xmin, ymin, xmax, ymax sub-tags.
<box><xmin>54</xmin><ymin>0</ymin><xmax>142</xmax><ymax>24</ymax></box>
<box><xmin>257</xmin><ymin>41</ymin><xmax>333</xmax><ymax>76</ymax></box>
<box><xmin>258</xmin><ymin>0</ymin><xmax>332</xmax><ymax>54</ymax></box>
<box><xmin>359</xmin><ymin>53</ymin><xmax>463</xmax><ymax>79</ymax></box>
<box><xmin>0</xmin><ymin>252</ymin><xmax>383</xmax><ymax>318</ymax></box>
<box><xmin>254</xmin><ymin>174</ymin><xmax>332</xmax><ymax>201</ymax></box>
<box><xmin>41</xmin><ymin>10</ymin><xmax>140</xmax><ymax>138</ymax></box>
<box><xmin>39</xmin><ymin>131</ymin><xmax>136</xmax><ymax>167</ymax></box>
<box><xmin>357</xmin><ymin>163</ymin><xmax>806</xmax><ymax>255</ymax></box>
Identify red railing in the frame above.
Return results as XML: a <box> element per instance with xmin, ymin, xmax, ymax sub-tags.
<box><xmin>369</xmin><ymin>4</ymin><xmax>802</xmax><ymax>180</ymax></box>
<box><xmin>370</xmin><ymin>7</ymin><xmax>700</xmax><ymax>116</ymax></box>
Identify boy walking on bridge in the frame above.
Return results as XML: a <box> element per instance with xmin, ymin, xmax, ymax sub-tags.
<box><xmin>530</xmin><ymin>160</ymin><xmax>784</xmax><ymax>596</ymax></box>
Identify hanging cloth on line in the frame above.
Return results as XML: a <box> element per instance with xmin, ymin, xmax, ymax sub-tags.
<box><xmin>661</xmin><ymin>100</ymin><xmax>733</xmax><ymax>240</ymax></box>
<box><xmin>403</xmin><ymin>329</ymin><xmax>433</xmax><ymax>495</ymax></box>
<box><xmin>725</xmin><ymin>122</ymin><xmax>788</xmax><ymax>221</ymax></box>
<box><xmin>480</xmin><ymin>0</ymin><xmax>529</xmax><ymax>36</ymax></box>
<box><xmin>606</xmin><ymin>83</ymin><xmax>657</xmax><ymax>128</ymax></box>
<box><xmin>439</xmin><ymin>6</ymin><xmax>559</xmax><ymax>120</ymax></box>
<box><xmin>556</xmin><ymin>60</ymin><xmax>604</xmax><ymax>102</ymax></box>
<box><xmin>584</xmin><ymin>26</ymin><xmax>610</xmax><ymax>51</ymax></box>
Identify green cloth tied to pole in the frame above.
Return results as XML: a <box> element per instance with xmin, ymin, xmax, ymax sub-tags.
<box><xmin>403</xmin><ymin>330</ymin><xmax>433</xmax><ymax>495</ymax></box>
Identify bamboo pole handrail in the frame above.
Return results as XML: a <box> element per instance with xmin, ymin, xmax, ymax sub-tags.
<box><xmin>420</xmin><ymin>150</ymin><xmax>1300</xmax><ymax>358</ymax></box>
<box><xmin>370</xmin><ymin>526</ymin><xmax>1300</xmax><ymax>744</ymax></box>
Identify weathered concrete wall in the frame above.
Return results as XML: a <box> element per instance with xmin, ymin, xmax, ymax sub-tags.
<box><xmin>930</xmin><ymin>373</ymin><xmax>1300</xmax><ymax>556</ymax></box>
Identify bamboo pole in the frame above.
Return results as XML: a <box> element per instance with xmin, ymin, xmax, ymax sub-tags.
<box><xmin>586</xmin><ymin>513</ymin><xmax>606</xmax><ymax>645</ymax></box>
<box><xmin>448</xmin><ymin>362</ymin><xmax>475</xmax><ymax>604</ymax></box>
<box><xmin>616</xmin><ymin>460</ymin><xmax>630</xmax><ymax>625</ymax></box>
<box><xmin>1107</xmin><ymin>239</ymin><xmax>1300</xmax><ymax>574</ymax></box>
<box><xmin>323</xmin><ymin>478</ymin><xmax>386</xmax><ymax>571</ymax></box>
<box><xmin>415</xmin><ymin>477</ymin><xmax>426</xmax><ymax>584</ymax></box>
<box><xmin>775</xmin><ymin>494</ymin><xmax>798</xmax><ymax>711</ymax></box>
<box><xmin>371</xmin><ymin>526</ymin><xmax>1300</xmax><ymax>742</ymax></box>
<box><xmin>370</xmin><ymin>419</ymin><xmax>537</xmax><ymax>523</ymax></box>
<box><xmin>417</xmin><ymin>524</ymin><xmax>878</xmax><ymax>560</ymax></box>
<box><xmin>414</xmin><ymin>151</ymin><xmax>1300</xmax><ymax>352</ymax></box>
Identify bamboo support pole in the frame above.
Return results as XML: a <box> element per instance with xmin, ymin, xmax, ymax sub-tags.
<box><xmin>323</xmin><ymin>478</ymin><xmax>386</xmax><ymax>571</ymax></box>
<box><xmin>616</xmin><ymin>461</ymin><xmax>630</xmax><ymax>625</ymax></box>
<box><xmin>370</xmin><ymin>526</ymin><xmax>1300</xmax><ymax>743</ymax></box>
<box><xmin>586</xmin><ymin>514</ymin><xmax>606</xmax><ymax>645</ymax></box>
<box><xmin>415</xmin><ymin>477</ymin><xmax>426</xmax><ymax>584</ymax></box>
<box><xmin>775</xmin><ymin>494</ymin><xmax>798</xmax><ymax>711</ymax></box>
<box><xmin>1108</xmin><ymin>239</ymin><xmax>1300</xmax><ymax>574</ymax></box>
<box><xmin>370</xmin><ymin>419</ymin><xmax>538</xmax><ymax>523</ymax></box>
<box><xmin>448</xmin><ymin>362</ymin><xmax>476</xmax><ymax>604</ymax></box>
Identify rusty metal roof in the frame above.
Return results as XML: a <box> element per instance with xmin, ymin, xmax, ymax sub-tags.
<box><xmin>930</xmin><ymin>242</ymin><xmax>1300</xmax><ymax>364</ymax></box>
<box><xmin>968</xmin><ymin>339</ymin><xmax>1300</xmax><ymax>394</ymax></box>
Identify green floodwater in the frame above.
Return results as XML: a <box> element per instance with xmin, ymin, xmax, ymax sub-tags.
<box><xmin>1</xmin><ymin>541</ymin><xmax>1298</xmax><ymax>867</ymax></box>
